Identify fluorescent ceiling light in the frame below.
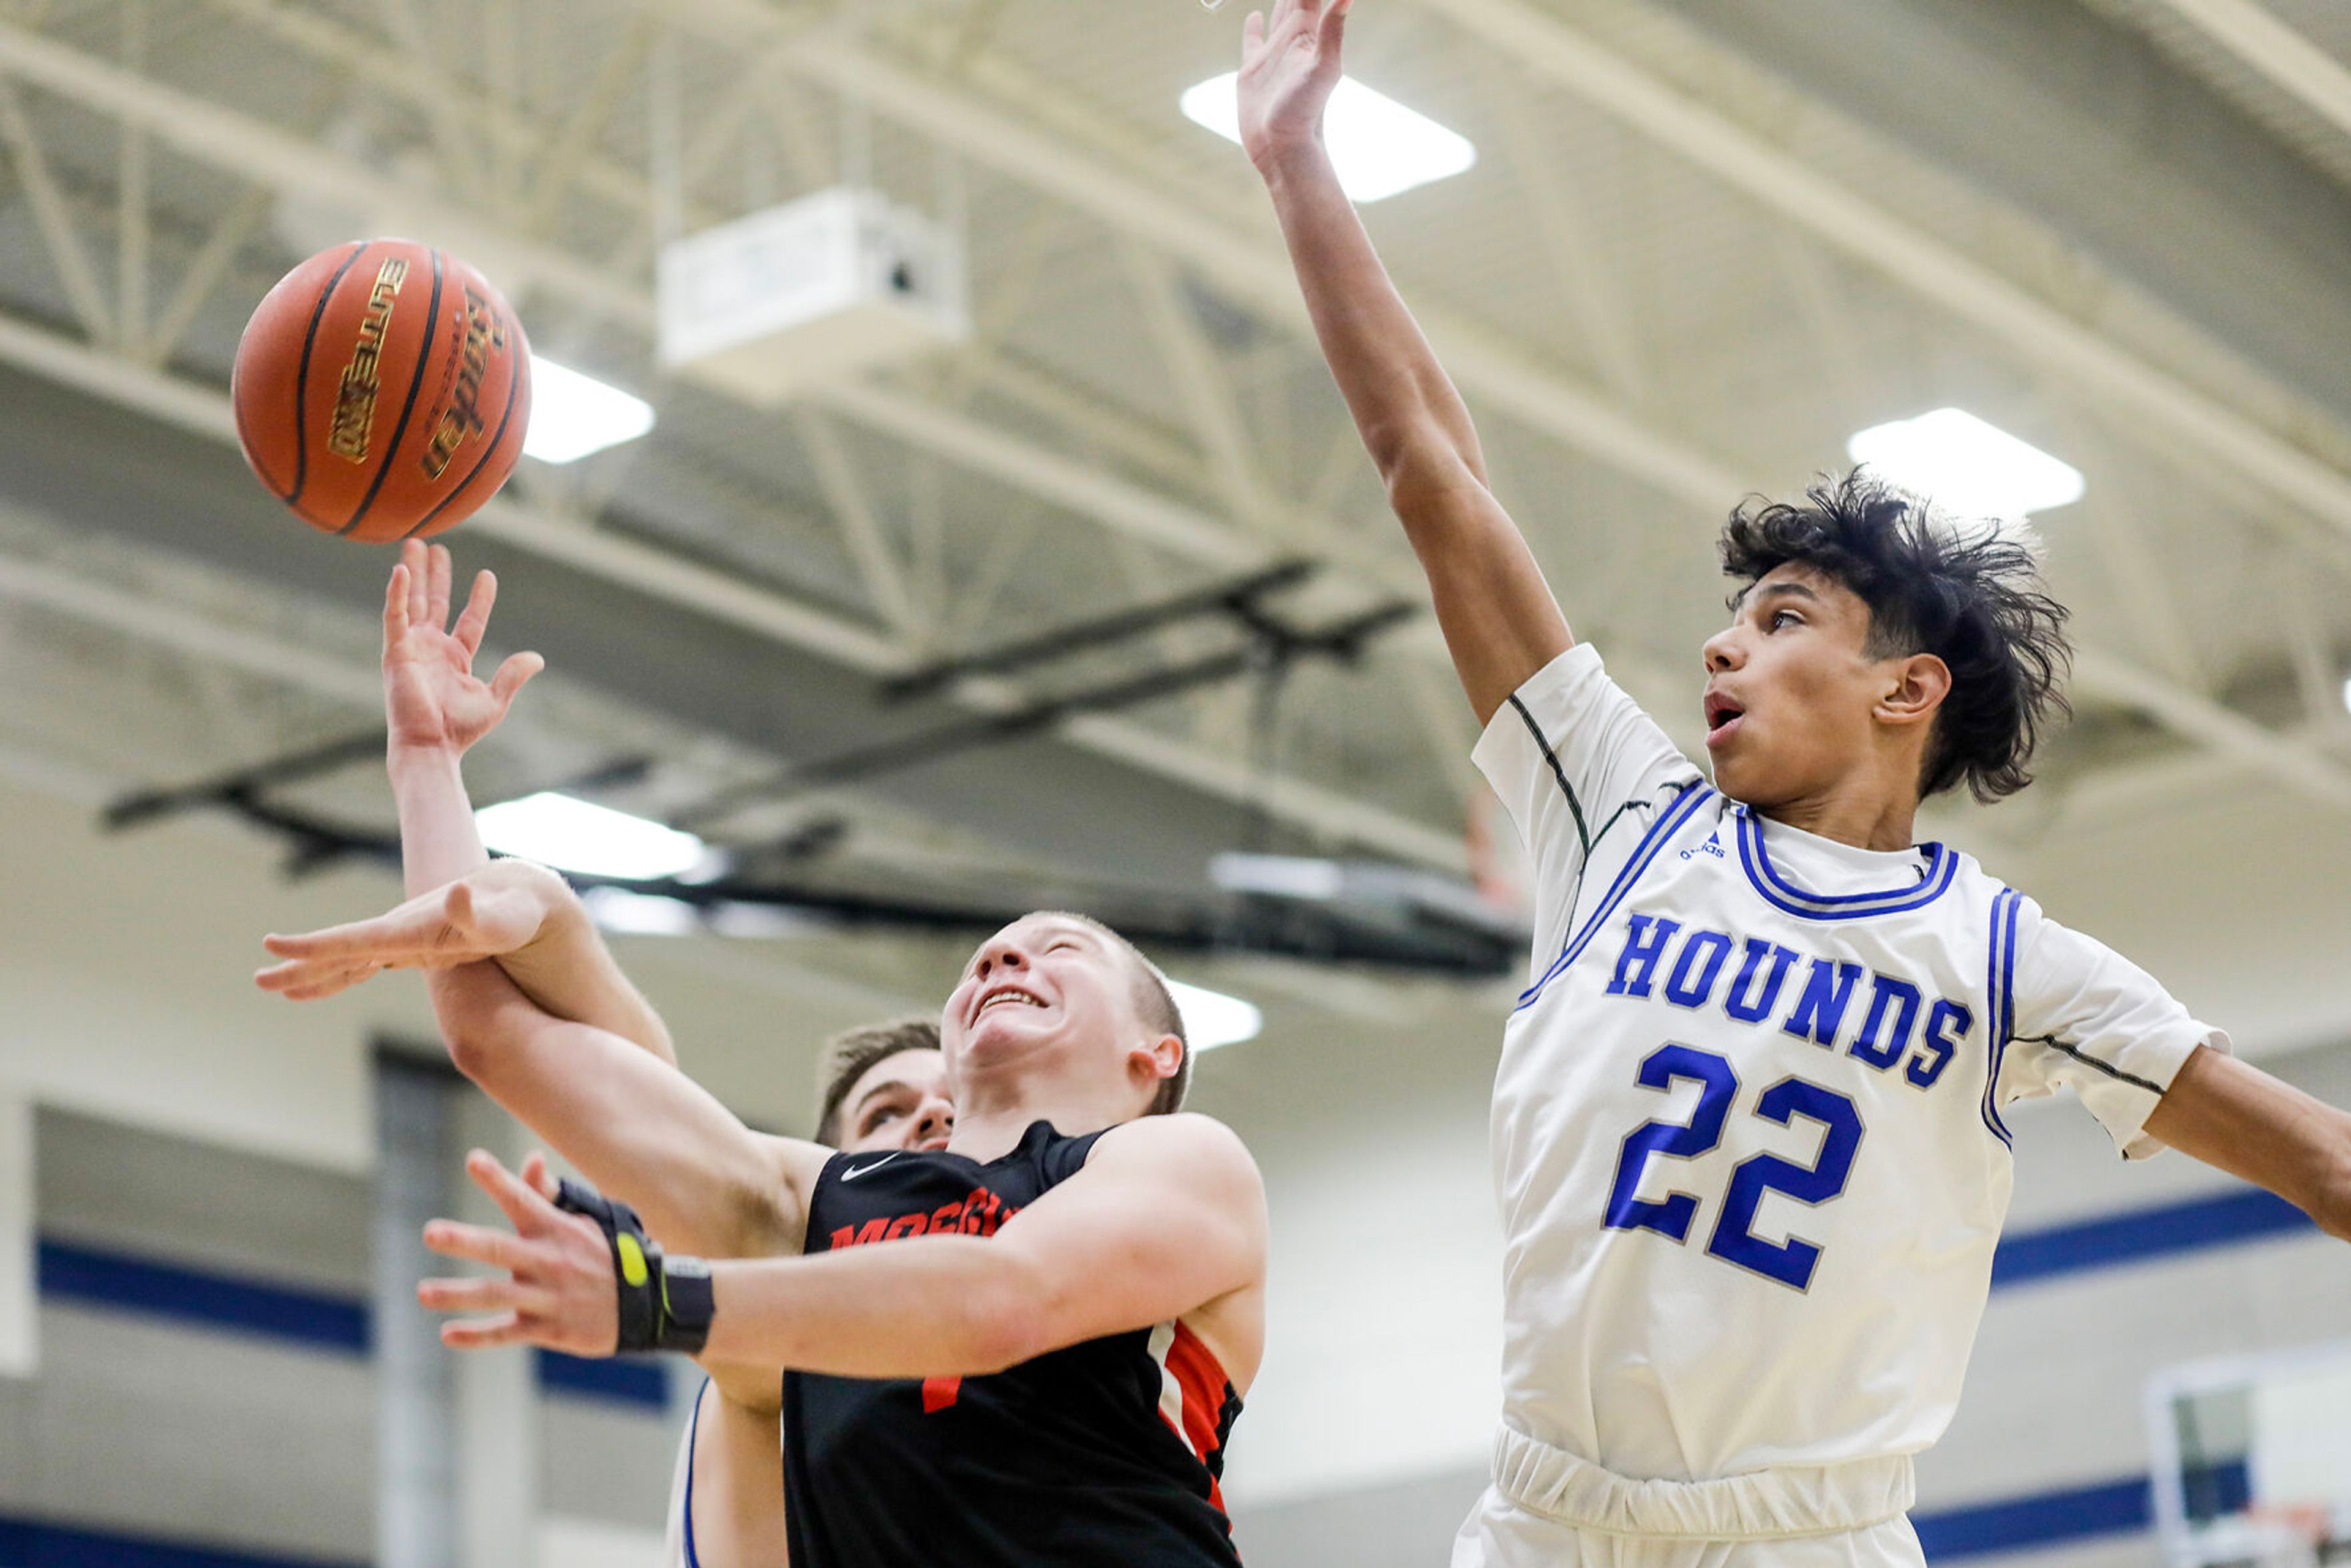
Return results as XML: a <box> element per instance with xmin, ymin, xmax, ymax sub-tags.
<box><xmin>1847</xmin><ymin>408</ymin><xmax>2084</xmax><ymax>519</ymax></box>
<box><xmin>581</xmin><ymin>886</ymin><xmax>700</xmax><ymax>936</ymax></box>
<box><xmin>476</xmin><ymin>792</ymin><xmax>707</xmax><ymax>880</ymax></box>
<box><xmin>2341</xmin><ymin>675</ymin><xmax>2351</xmax><ymax>716</ymax></box>
<box><xmin>1167</xmin><ymin>979</ymin><xmax>1263</xmax><ymax>1052</ymax></box>
<box><xmin>1209</xmin><ymin>851</ymin><xmax>1345</xmax><ymax>901</ymax></box>
<box><xmin>523</xmin><ymin>358</ymin><xmax>655</xmax><ymax>464</ymax></box>
<box><xmin>1180</xmin><ymin>73</ymin><xmax>1475</xmax><ymax>203</ymax></box>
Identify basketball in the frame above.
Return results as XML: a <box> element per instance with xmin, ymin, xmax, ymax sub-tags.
<box><xmin>231</xmin><ymin>239</ymin><xmax>532</xmax><ymax>543</ymax></box>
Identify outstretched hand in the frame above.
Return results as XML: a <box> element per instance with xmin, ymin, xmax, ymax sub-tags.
<box><xmin>254</xmin><ymin>865</ymin><xmax>552</xmax><ymax>1002</ymax></box>
<box><xmin>1239</xmin><ymin>0</ymin><xmax>1351</xmax><ymax>173</ymax></box>
<box><xmin>384</xmin><ymin>538</ymin><xmax>544</xmax><ymax>755</ymax></box>
<box><xmin>418</xmin><ymin>1150</ymin><xmax>620</xmax><ymax>1357</ymax></box>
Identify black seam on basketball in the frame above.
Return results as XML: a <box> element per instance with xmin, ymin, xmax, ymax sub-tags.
<box><xmin>2016</xmin><ymin>1033</ymin><xmax>2168</xmax><ymax>1095</ymax></box>
<box><xmin>339</xmin><ymin>246</ymin><xmax>443</xmax><ymax>538</ymax></box>
<box><xmin>287</xmin><ymin>241</ymin><xmax>368</xmax><ymax>506</ymax></box>
<box><xmin>403</xmin><ymin>310</ymin><xmax>524</xmax><ymax>539</ymax></box>
<box><xmin>1508</xmin><ymin>692</ymin><xmax>1592</xmax><ymax>858</ymax></box>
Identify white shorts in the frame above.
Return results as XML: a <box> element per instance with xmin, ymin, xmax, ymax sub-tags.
<box><xmin>1452</xmin><ymin>1489</ymin><xmax>1926</xmax><ymax>1568</ymax></box>
<box><xmin>1452</xmin><ymin>1427</ymin><xmax>1926</xmax><ymax>1568</ymax></box>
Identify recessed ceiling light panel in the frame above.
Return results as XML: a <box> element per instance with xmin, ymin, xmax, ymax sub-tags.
<box><xmin>1180</xmin><ymin>73</ymin><xmax>1476</xmax><ymax>203</ymax></box>
<box><xmin>1846</xmin><ymin>407</ymin><xmax>2084</xmax><ymax>519</ymax></box>
<box><xmin>1166</xmin><ymin>978</ymin><xmax>1264</xmax><ymax>1052</ymax></box>
<box><xmin>475</xmin><ymin>792</ymin><xmax>706</xmax><ymax>880</ymax></box>
<box><xmin>523</xmin><ymin>358</ymin><xmax>656</xmax><ymax>465</ymax></box>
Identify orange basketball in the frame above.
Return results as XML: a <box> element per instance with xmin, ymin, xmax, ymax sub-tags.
<box><xmin>232</xmin><ymin>239</ymin><xmax>532</xmax><ymax>542</ymax></box>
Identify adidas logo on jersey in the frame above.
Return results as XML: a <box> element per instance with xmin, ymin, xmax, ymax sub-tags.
<box><xmin>1605</xmin><ymin>909</ymin><xmax>1971</xmax><ymax>1091</ymax></box>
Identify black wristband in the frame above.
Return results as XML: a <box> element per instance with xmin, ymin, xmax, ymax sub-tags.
<box><xmin>552</xmin><ymin>1177</ymin><xmax>715</xmax><ymax>1356</ymax></box>
<box><xmin>656</xmin><ymin>1254</ymin><xmax>715</xmax><ymax>1356</ymax></box>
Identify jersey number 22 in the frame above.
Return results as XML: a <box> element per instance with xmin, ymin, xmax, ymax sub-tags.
<box><xmin>1602</xmin><ymin>1042</ymin><xmax>1863</xmax><ymax>1290</ymax></box>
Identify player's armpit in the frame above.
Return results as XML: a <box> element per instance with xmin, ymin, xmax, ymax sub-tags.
<box><xmin>427</xmin><ymin>961</ymin><xmax>822</xmax><ymax>1260</ymax></box>
<box><xmin>2145</xmin><ymin>1045</ymin><xmax>2351</xmax><ymax>1242</ymax></box>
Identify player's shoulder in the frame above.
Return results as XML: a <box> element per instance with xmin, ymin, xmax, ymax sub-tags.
<box><xmin>1087</xmin><ymin>1114</ymin><xmax>1261</xmax><ymax>1187</ymax></box>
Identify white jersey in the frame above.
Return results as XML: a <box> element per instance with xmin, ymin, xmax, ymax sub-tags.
<box><xmin>662</xmin><ymin>1381</ymin><xmax>703</xmax><ymax>1568</ymax></box>
<box><xmin>1473</xmin><ymin>645</ymin><xmax>2226</xmax><ymax>1487</ymax></box>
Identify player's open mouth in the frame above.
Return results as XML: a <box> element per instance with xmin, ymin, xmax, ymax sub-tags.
<box><xmin>1704</xmin><ymin>692</ymin><xmax>1745</xmax><ymax>746</ymax></box>
<box><xmin>975</xmin><ymin>985</ymin><xmax>1048</xmax><ymax>1020</ymax></box>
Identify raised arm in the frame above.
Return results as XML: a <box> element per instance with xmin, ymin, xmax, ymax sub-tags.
<box><xmin>422</xmin><ymin>959</ymin><xmax>820</xmax><ymax>1262</ymax></box>
<box><xmin>420</xmin><ymin>1115</ymin><xmax>1269</xmax><ymax>1385</ymax></box>
<box><xmin>2145</xmin><ymin>1046</ymin><xmax>2351</xmax><ymax>1242</ymax></box>
<box><xmin>377</xmin><ymin>541</ymin><xmax>672</xmax><ymax>1059</ymax></box>
<box><xmin>1241</xmin><ymin>0</ymin><xmax>1570</xmax><ymax>722</ymax></box>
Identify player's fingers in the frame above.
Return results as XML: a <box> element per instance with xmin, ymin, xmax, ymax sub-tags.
<box><xmin>406</xmin><ymin>539</ymin><xmax>431</xmax><ymax>631</ymax></box>
<box><xmin>257</xmin><ymin>959</ymin><xmax>380</xmax><ymax>999</ymax></box>
<box><xmin>464</xmin><ymin>1147</ymin><xmax>559</xmax><ymax>1233</ymax></box>
<box><xmin>451</xmin><ymin>569</ymin><xmax>497</xmax><ymax>658</ymax></box>
<box><xmin>1243</xmin><ymin>9</ymin><xmax>1265</xmax><ymax>50</ymax></box>
<box><xmin>439</xmin><ymin>1313</ymin><xmax>531</xmax><ymax>1351</ymax></box>
<box><xmin>427</xmin><ymin>544</ymin><xmax>454</xmax><ymax>631</ymax></box>
<box><xmin>441</xmin><ymin>879</ymin><xmax>478</xmax><ymax>937</ymax></box>
<box><xmin>520</xmin><ymin>1150</ymin><xmax>559</xmax><ymax>1199</ymax></box>
<box><xmin>263</xmin><ymin>911</ymin><xmax>429</xmax><ymax>960</ymax></box>
<box><xmin>487</xmin><ymin>651</ymin><xmax>544</xmax><ymax>710</ymax></box>
<box><xmin>279</xmin><ymin>965</ymin><xmax>384</xmax><ymax>1002</ymax></box>
<box><xmin>421</xmin><ymin>1214</ymin><xmax>532</xmax><ymax>1271</ymax></box>
<box><xmin>1321</xmin><ymin>0</ymin><xmax>1350</xmax><ymax>48</ymax></box>
<box><xmin>416</xmin><ymin>1272</ymin><xmax>533</xmax><ymax>1316</ymax></box>
<box><xmin>384</xmin><ymin>560</ymin><xmax>411</xmax><ymax>648</ymax></box>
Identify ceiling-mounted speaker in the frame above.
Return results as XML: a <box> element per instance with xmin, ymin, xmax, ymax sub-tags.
<box><xmin>656</xmin><ymin>187</ymin><xmax>969</xmax><ymax>404</ymax></box>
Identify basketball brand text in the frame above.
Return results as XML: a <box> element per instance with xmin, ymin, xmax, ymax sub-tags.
<box><xmin>326</xmin><ymin>257</ymin><xmax>409</xmax><ymax>463</ymax></box>
<box><xmin>419</xmin><ymin>287</ymin><xmax>508</xmax><ymax>481</ymax></box>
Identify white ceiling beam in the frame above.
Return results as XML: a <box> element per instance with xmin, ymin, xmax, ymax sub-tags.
<box><xmin>2</xmin><ymin>10</ymin><xmax>2339</xmax><ymax>823</ymax></box>
<box><xmin>0</xmin><ymin>310</ymin><xmax>1469</xmax><ymax>871</ymax></box>
<box><xmin>1412</xmin><ymin>0</ymin><xmax>2351</xmax><ymax>546</ymax></box>
<box><xmin>2071</xmin><ymin>647</ymin><xmax>2351</xmax><ymax>811</ymax></box>
<box><xmin>0</xmin><ymin>77</ymin><xmax>113</xmax><ymax>345</ymax></box>
<box><xmin>774</xmin><ymin>31</ymin><xmax>1747</xmax><ymax>512</ymax></box>
<box><xmin>0</xmin><ymin>18</ymin><xmax>650</xmax><ymax>329</ymax></box>
<box><xmin>2151</xmin><ymin>0</ymin><xmax>2351</xmax><ymax>144</ymax></box>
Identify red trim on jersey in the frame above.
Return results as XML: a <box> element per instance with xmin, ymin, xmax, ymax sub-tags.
<box><xmin>1158</xmin><ymin>1322</ymin><xmax>1235</xmax><ymax>1512</ymax></box>
<box><xmin>921</xmin><ymin>1376</ymin><xmax>962</xmax><ymax>1412</ymax></box>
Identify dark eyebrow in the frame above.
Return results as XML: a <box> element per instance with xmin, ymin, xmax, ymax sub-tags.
<box><xmin>1753</xmin><ymin>581</ymin><xmax>1820</xmax><ymax>603</ymax></box>
<box><xmin>852</xmin><ymin>1078</ymin><xmax>920</xmax><ymax>1115</ymax></box>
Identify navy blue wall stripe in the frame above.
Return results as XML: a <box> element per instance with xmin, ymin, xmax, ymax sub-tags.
<box><xmin>0</xmin><ymin>1514</ymin><xmax>363</xmax><ymax>1568</ymax></box>
<box><xmin>1913</xmin><ymin>1476</ymin><xmax>2150</xmax><ymax>1561</ymax></box>
<box><xmin>36</xmin><ymin>1237</ymin><xmax>665</xmax><ymax>1409</ymax></box>
<box><xmin>37</xmin><ymin>1240</ymin><xmax>369</xmax><ymax>1354</ymax></box>
<box><xmin>1990</xmin><ymin>1186</ymin><xmax>2312</xmax><ymax>1289</ymax></box>
<box><xmin>534</xmin><ymin>1348</ymin><xmax>672</xmax><ymax>1409</ymax></box>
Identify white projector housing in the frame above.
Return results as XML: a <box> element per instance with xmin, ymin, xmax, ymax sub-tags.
<box><xmin>656</xmin><ymin>187</ymin><xmax>968</xmax><ymax>402</ymax></box>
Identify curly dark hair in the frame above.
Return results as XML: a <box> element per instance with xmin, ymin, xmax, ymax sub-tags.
<box><xmin>1717</xmin><ymin>468</ymin><xmax>2072</xmax><ymax>803</ymax></box>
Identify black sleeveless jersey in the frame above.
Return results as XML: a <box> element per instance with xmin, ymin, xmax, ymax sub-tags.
<box><xmin>781</xmin><ymin>1120</ymin><xmax>1245</xmax><ymax>1568</ymax></box>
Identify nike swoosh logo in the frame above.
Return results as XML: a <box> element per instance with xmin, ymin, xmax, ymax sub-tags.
<box><xmin>840</xmin><ymin>1153</ymin><xmax>902</xmax><ymax>1182</ymax></box>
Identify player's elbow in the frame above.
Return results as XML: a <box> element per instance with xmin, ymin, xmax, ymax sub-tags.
<box><xmin>430</xmin><ymin>972</ymin><xmax>528</xmax><ymax>1086</ymax></box>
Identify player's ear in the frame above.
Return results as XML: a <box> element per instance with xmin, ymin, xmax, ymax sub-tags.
<box><xmin>1877</xmin><ymin>652</ymin><xmax>1951</xmax><ymax>730</ymax></box>
<box><xmin>1128</xmin><ymin>1033</ymin><xmax>1183</xmax><ymax>1090</ymax></box>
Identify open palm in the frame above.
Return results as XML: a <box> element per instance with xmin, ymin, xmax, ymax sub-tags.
<box><xmin>383</xmin><ymin>539</ymin><xmax>542</xmax><ymax>754</ymax></box>
<box><xmin>1239</xmin><ymin>0</ymin><xmax>1351</xmax><ymax>170</ymax></box>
